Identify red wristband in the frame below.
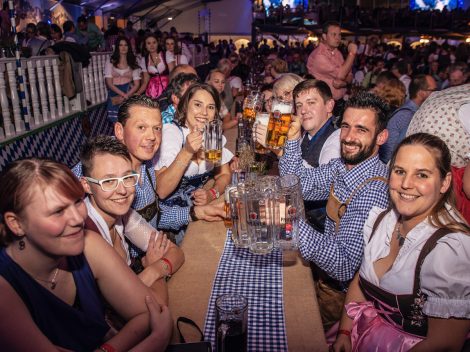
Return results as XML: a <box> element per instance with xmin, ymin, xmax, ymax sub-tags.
<box><xmin>209</xmin><ymin>188</ymin><xmax>218</xmax><ymax>200</ymax></box>
<box><xmin>99</xmin><ymin>343</ymin><xmax>117</xmax><ymax>352</ymax></box>
<box><xmin>161</xmin><ymin>257</ymin><xmax>173</xmax><ymax>275</ymax></box>
<box><xmin>338</xmin><ymin>329</ymin><xmax>351</xmax><ymax>337</ymax></box>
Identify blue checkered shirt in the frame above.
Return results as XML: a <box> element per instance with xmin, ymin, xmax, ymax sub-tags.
<box><xmin>72</xmin><ymin>161</ymin><xmax>189</xmax><ymax>232</ymax></box>
<box><xmin>161</xmin><ymin>104</ymin><xmax>176</xmax><ymax>125</ymax></box>
<box><xmin>279</xmin><ymin>139</ymin><xmax>389</xmax><ymax>285</ymax></box>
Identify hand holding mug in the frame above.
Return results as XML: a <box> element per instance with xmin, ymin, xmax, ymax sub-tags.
<box><xmin>287</xmin><ymin>115</ymin><xmax>302</xmax><ymax>141</ymax></box>
<box><xmin>184</xmin><ymin>129</ymin><xmax>203</xmax><ymax>155</ymax></box>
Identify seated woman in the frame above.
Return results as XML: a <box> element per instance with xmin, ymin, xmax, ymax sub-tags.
<box><xmin>79</xmin><ymin>136</ymin><xmax>184</xmax><ymax>306</ymax></box>
<box><xmin>155</xmin><ymin>84</ymin><xmax>233</xmax><ymax>243</ymax></box>
<box><xmin>0</xmin><ymin>159</ymin><xmax>171</xmax><ymax>351</ymax></box>
<box><xmin>332</xmin><ymin>133</ymin><xmax>470</xmax><ymax>352</ymax></box>
<box><xmin>105</xmin><ymin>36</ymin><xmax>141</xmax><ymax>123</ymax></box>
<box><xmin>137</xmin><ymin>33</ymin><xmax>169</xmax><ymax>99</ymax></box>
<box><xmin>206</xmin><ymin>69</ymin><xmax>237</xmax><ymax>131</ymax></box>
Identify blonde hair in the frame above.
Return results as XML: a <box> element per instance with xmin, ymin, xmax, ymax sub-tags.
<box><xmin>271</xmin><ymin>58</ymin><xmax>288</xmax><ymax>75</ymax></box>
<box><xmin>373</xmin><ymin>78</ymin><xmax>406</xmax><ymax>110</ymax></box>
<box><xmin>273</xmin><ymin>73</ymin><xmax>304</xmax><ymax>99</ymax></box>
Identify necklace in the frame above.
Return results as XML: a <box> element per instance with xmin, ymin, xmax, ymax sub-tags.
<box><xmin>9</xmin><ymin>248</ymin><xmax>61</xmax><ymax>290</ymax></box>
<box><xmin>34</xmin><ymin>267</ymin><xmax>60</xmax><ymax>290</ymax></box>
<box><xmin>395</xmin><ymin>220</ymin><xmax>406</xmax><ymax>247</ymax></box>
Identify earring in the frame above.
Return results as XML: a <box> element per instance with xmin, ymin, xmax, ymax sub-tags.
<box><xmin>19</xmin><ymin>239</ymin><xmax>25</xmax><ymax>250</ymax></box>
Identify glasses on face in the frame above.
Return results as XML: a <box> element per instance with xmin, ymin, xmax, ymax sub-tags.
<box><xmin>85</xmin><ymin>173</ymin><xmax>140</xmax><ymax>192</ymax></box>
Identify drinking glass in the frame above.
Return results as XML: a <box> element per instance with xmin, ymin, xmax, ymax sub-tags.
<box><xmin>242</xmin><ymin>92</ymin><xmax>263</xmax><ymax>122</ymax></box>
<box><xmin>266</xmin><ymin>99</ymin><xmax>293</xmax><ymax>149</ymax></box>
<box><xmin>245</xmin><ymin>188</ymin><xmax>276</xmax><ymax>255</ymax></box>
<box><xmin>215</xmin><ymin>293</ymin><xmax>248</xmax><ymax>352</ymax></box>
<box><xmin>204</xmin><ymin>119</ymin><xmax>223</xmax><ymax>164</ymax></box>
<box><xmin>253</xmin><ymin>112</ymin><xmax>269</xmax><ymax>154</ymax></box>
<box><xmin>228</xmin><ymin>188</ymin><xmax>250</xmax><ymax>248</ymax></box>
<box><xmin>274</xmin><ymin>175</ymin><xmax>305</xmax><ymax>250</ymax></box>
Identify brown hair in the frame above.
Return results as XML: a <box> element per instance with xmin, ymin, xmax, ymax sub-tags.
<box><xmin>373</xmin><ymin>77</ymin><xmax>406</xmax><ymax>111</ymax></box>
<box><xmin>389</xmin><ymin>133</ymin><xmax>470</xmax><ymax>234</ymax></box>
<box><xmin>175</xmin><ymin>83</ymin><xmax>221</xmax><ymax>126</ymax></box>
<box><xmin>0</xmin><ymin>159</ymin><xmax>85</xmax><ymax>246</ymax></box>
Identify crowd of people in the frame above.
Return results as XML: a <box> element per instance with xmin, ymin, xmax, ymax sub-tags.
<box><xmin>0</xmin><ymin>16</ymin><xmax>469</xmax><ymax>351</ymax></box>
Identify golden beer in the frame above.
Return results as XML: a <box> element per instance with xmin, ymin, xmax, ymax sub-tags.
<box><xmin>243</xmin><ymin>107</ymin><xmax>256</xmax><ymax>121</ymax></box>
<box><xmin>266</xmin><ymin>111</ymin><xmax>292</xmax><ymax>149</ymax></box>
<box><xmin>205</xmin><ymin>149</ymin><xmax>222</xmax><ymax>163</ymax></box>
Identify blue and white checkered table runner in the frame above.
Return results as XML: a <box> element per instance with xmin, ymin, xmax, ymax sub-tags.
<box><xmin>203</xmin><ymin>230</ymin><xmax>288</xmax><ymax>351</ymax></box>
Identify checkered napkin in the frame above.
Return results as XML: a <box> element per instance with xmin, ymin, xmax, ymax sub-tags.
<box><xmin>203</xmin><ymin>230</ymin><xmax>288</xmax><ymax>351</ymax></box>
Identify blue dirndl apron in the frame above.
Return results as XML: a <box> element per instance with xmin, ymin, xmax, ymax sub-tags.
<box><xmin>106</xmin><ymin>82</ymin><xmax>130</xmax><ymax>123</ymax></box>
<box><xmin>161</xmin><ymin>122</ymin><xmax>215</xmax><ymax>244</ymax></box>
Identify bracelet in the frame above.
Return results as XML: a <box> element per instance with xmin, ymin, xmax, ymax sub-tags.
<box><xmin>209</xmin><ymin>188</ymin><xmax>220</xmax><ymax>200</ymax></box>
<box><xmin>338</xmin><ymin>329</ymin><xmax>351</xmax><ymax>337</ymax></box>
<box><xmin>189</xmin><ymin>205</ymin><xmax>198</xmax><ymax>221</ymax></box>
<box><xmin>161</xmin><ymin>257</ymin><xmax>173</xmax><ymax>276</ymax></box>
<box><xmin>99</xmin><ymin>343</ymin><xmax>117</xmax><ymax>352</ymax></box>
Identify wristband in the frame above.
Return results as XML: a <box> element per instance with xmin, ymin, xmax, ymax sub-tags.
<box><xmin>161</xmin><ymin>257</ymin><xmax>173</xmax><ymax>275</ymax></box>
<box><xmin>189</xmin><ymin>205</ymin><xmax>198</xmax><ymax>221</ymax></box>
<box><xmin>209</xmin><ymin>188</ymin><xmax>220</xmax><ymax>200</ymax></box>
<box><xmin>99</xmin><ymin>343</ymin><xmax>117</xmax><ymax>352</ymax></box>
<box><xmin>338</xmin><ymin>329</ymin><xmax>351</xmax><ymax>337</ymax></box>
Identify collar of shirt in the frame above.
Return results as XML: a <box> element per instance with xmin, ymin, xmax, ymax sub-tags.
<box><xmin>338</xmin><ymin>155</ymin><xmax>387</xmax><ymax>194</ymax></box>
<box><xmin>318</xmin><ymin>42</ymin><xmax>340</xmax><ymax>58</ymax></box>
<box><xmin>303</xmin><ymin>117</ymin><xmax>333</xmax><ymax>144</ymax></box>
<box><xmin>403</xmin><ymin>99</ymin><xmax>419</xmax><ymax>112</ymax></box>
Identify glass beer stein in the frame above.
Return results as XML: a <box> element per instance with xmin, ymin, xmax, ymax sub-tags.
<box><xmin>266</xmin><ymin>99</ymin><xmax>293</xmax><ymax>149</ymax></box>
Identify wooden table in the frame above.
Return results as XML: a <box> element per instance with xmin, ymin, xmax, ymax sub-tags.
<box><xmin>167</xmin><ymin>219</ymin><xmax>328</xmax><ymax>351</ymax></box>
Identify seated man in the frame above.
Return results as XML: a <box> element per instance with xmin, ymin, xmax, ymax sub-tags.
<box><xmin>292</xmin><ymin>79</ymin><xmax>341</xmax><ymax>232</ymax></box>
<box><xmin>79</xmin><ymin>135</ymin><xmax>184</xmax><ymax>306</ymax></box>
<box><xmin>161</xmin><ymin>72</ymin><xmax>199</xmax><ymax>125</ymax></box>
<box><xmin>279</xmin><ymin>91</ymin><xmax>390</xmax><ymax>331</ymax></box>
<box><xmin>73</xmin><ymin>95</ymin><xmax>225</xmax><ymax>251</ymax></box>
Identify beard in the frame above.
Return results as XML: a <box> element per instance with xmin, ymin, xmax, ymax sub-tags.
<box><xmin>341</xmin><ymin>136</ymin><xmax>377</xmax><ymax>166</ymax></box>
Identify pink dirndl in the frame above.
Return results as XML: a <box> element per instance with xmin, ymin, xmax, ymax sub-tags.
<box><xmin>345</xmin><ymin>301</ymin><xmax>422</xmax><ymax>352</ymax></box>
<box><xmin>145</xmin><ymin>74</ymin><xmax>169</xmax><ymax>99</ymax></box>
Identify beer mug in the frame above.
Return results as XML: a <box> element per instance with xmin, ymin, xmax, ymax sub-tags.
<box><xmin>242</xmin><ymin>92</ymin><xmax>263</xmax><ymax>122</ymax></box>
<box><xmin>274</xmin><ymin>175</ymin><xmax>305</xmax><ymax>250</ymax></box>
<box><xmin>266</xmin><ymin>99</ymin><xmax>293</xmax><ymax>149</ymax></box>
<box><xmin>228</xmin><ymin>188</ymin><xmax>250</xmax><ymax>248</ymax></box>
<box><xmin>216</xmin><ymin>293</ymin><xmax>248</xmax><ymax>352</ymax></box>
<box><xmin>204</xmin><ymin>119</ymin><xmax>223</xmax><ymax>164</ymax></box>
<box><xmin>253</xmin><ymin>112</ymin><xmax>269</xmax><ymax>154</ymax></box>
<box><xmin>245</xmin><ymin>188</ymin><xmax>276</xmax><ymax>255</ymax></box>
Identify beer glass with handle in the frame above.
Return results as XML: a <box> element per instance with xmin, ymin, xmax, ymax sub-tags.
<box><xmin>266</xmin><ymin>99</ymin><xmax>293</xmax><ymax>149</ymax></box>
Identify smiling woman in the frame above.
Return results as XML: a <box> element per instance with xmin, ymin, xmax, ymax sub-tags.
<box><xmin>331</xmin><ymin>133</ymin><xmax>470</xmax><ymax>352</ymax></box>
<box><xmin>0</xmin><ymin>158</ymin><xmax>172</xmax><ymax>351</ymax></box>
<box><xmin>155</xmin><ymin>83</ymin><xmax>233</xmax><ymax>244</ymax></box>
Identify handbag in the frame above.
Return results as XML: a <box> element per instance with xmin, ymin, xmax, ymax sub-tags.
<box><xmin>165</xmin><ymin>317</ymin><xmax>212</xmax><ymax>352</ymax></box>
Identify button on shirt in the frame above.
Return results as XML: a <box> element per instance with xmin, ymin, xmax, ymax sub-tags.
<box><xmin>279</xmin><ymin>139</ymin><xmax>389</xmax><ymax>285</ymax></box>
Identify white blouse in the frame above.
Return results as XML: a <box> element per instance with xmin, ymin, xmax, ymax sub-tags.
<box><xmin>85</xmin><ymin>198</ymin><xmax>157</xmax><ymax>266</ymax></box>
<box><xmin>138</xmin><ymin>53</ymin><xmax>167</xmax><ymax>75</ymax></box>
<box><xmin>360</xmin><ymin>207</ymin><xmax>470</xmax><ymax>319</ymax></box>
<box><xmin>155</xmin><ymin>123</ymin><xmax>233</xmax><ymax>177</ymax></box>
<box><xmin>165</xmin><ymin>51</ymin><xmax>189</xmax><ymax>65</ymax></box>
<box><xmin>103</xmin><ymin>61</ymin><xmax>141</xmax><ymax>81</ymax></box>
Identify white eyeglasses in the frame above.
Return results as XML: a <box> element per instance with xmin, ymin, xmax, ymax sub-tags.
<box><xmin>85</xmin><ymin>173</ymin><xmax>140</xmax><ymax>192</ymax></box>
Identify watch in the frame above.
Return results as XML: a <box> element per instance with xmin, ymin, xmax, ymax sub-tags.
<box><xmin>189</xmin><ymin>205</ymin><xmax>198</xmax><ymax>221</ymax></box>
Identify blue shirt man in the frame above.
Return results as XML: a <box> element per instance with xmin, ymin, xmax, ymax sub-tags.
<box><xmin>280</xmin><ymin>91</ymin><xmax>390</xmax><ymax>330</ymax></box>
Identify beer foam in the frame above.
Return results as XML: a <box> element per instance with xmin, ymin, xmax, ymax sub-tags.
<box><xmin>272</xmin><ymin>101</ymin><xmax>292</xmax><ymax>114</ymax></box>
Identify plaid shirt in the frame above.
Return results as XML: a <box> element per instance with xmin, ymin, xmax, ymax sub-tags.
<box><xmin>72</xmin><ymin>161</ymin><xmax>189</xmax><ymax>232</ymax></box>
<box><xmin>279</xmin><ymin>139</ymin><xmax>389</xmax><ymax>285</ymax></box>
<box><xmin>161</xmin><ymin>104</ymin><xmax>176</xmax><ymax>125</ymax></box>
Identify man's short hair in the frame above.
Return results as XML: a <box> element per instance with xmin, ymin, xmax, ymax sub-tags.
<box><xmin>169</xmin><ymin>64</ymin><xmax>197</xmax><ymax>81</ymax></box>
<box><xmin>80</xmin><ymin>135</ymin><xmax>131</xmax><ymax>177</ymax></box>
<box><xmin>117</xmin><ymin>94</ymin><xmax>160</xmax><ymax>125</ymax></box>
<box><xmin>394</xmin><ymin>60</ymin><xmax>410</xmax><ymax>75</ymax></box>
<box><xmin>344</xmin><ymin>91</ymin><xmax>390</xmax><ymax>133</ymax></box>
<box><xmin>409</xmin><ymin>74</ymin><xmax>429</xmax><ymax>100</ymax></box>
<box><xmin>322</xmin><ymin>21</ymin><xmax>340</xmax><ymax>34</ymax></box>
<box><xmin>293</xmin><ymin>79</ymin><xmax>333</xmax><ymax>103</ymax></box>
<box><xmin>449</xmin><ymin>62</ymin><xmax>468</xmax><ymax>75</ymax></box>
<box><xmin>77</xmin><ymin>15</ymin><xmax>87</xmax><ymax>24</ymax></box>
<box><xmin>170</xmin><ymin>73</ymin><xmax>199</xmax><ymax>98</ymax></box>
<box><xmin>62</xmin><ymin>20</ymin><xmax>75</xmax><ymax>33</ymax></box>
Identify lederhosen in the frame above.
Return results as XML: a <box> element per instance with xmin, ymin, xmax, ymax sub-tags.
<box><xmin>359</xmin><ymin>210</ymin><xmax>455</xmax><ymax>337</ymax></box>
<box><xmin>161</xmin><ymin>122</ymin><xmax>214</xmax><ymax>244</ymax></box>
<box><xmin>312</xmin><ymin>176</ymin><xmax>388</xmax><ymax>331</ymax></box>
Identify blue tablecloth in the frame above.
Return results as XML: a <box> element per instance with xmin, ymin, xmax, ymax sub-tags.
<box><xmin>203</xmin><ymin>230</ymin><xmax>288</xmax><ymax>351</ymax></box>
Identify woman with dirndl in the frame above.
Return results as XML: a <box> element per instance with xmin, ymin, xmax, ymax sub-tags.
<box><xmin>331</xmin><ymin>133</ymin><xmax>470</xmax><ymax>352</ymax></box>
<box><xmin>155</xmin><ymin>83</ymin><xmax>233</xmax><ymax>244</ymax></box>
<box><xmin>137</xmin><ymin>33</ymin><xmax>169</xmax><ymax>99</ymax></box>
<box><xmin>104</xmin><ymin>36</ymin><xmax>141</xmax><ymax>123</ymax></box>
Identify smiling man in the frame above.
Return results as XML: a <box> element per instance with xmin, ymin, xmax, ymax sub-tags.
<box><xmin>279</xmin><ymin>91</ymin><xmax>390</xmax><ymax>331</ymax></box>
